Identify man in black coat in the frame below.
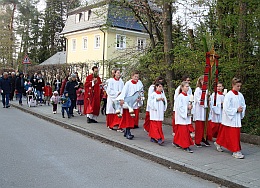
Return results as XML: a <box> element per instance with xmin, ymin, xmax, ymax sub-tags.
<box><xmin>15</xmin><ymin>72</ymin><xmax>25</xmax><ymax>105</ymax></box>
<box><xmin>9</xmin><ymin>72</ymin><xmax>16</xmax><ymax>101</ymax></box>
<box><xmin>65</xmin><ymin>74</ymin><xmax>79</xmax><ymax>117</ymax></box>
<box><xmin>0</xmin><ymin>72</ymin><xmax>11</xmax><ymax>108</ymax></box>
<box><xmin>35</xmin><ymin>73</ymin><xmax>45</xmax><ymax>104</ymax></box>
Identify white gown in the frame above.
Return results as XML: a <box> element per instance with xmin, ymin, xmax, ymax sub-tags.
<box><xmin>222</xmin><ymin>91</ymin><xmax>246</xmax><ymax>128</ymax></box>
<box><xmin>175</xmin><ymin>93</ymin><xmax>191</xmax><ymax>125</ymax></box>
<box><xmin>148</xmin><ymin>91</ymin><xmax>167</xmax><ymax>121</ymax></box>
<box><xmin>106</xmin><ymin>78</ymin><xmax>124</xmax><ymax>114</ymax></box>
<box><xmin>193</xmin><ymin>87</ymin><xmax>207</xmax><ymax>121</ymax></box>
<box><xmin>210</xmin><ymin>92</ymin><xmax>225</xmax><ymax>123</ymax></box>
<box><xmin>116</xmin><ymin>79</ymin><xmax>144</xmax><ymax>109</ymax></box>
<box><xmin>173</xmin><ymin>85</ymin><xmax>192</xmax><ymax>111</ymax></box>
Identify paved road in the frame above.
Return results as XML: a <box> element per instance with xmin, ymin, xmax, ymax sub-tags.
<box><xmin>0</xmin><ymin>106</ymin><xmax>222</xmax><ymax>188</ymax></box>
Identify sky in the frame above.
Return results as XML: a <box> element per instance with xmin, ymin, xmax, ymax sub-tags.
<box><xmin>37</xmin><ymin>0</ymin><xmax>46</xmax><ymax>12</ymax></box>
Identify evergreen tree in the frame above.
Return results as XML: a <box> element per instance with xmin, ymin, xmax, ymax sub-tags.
<box><xmin>16</xmin><ymin>0</ymin><xmax>41</xmax><ymax>65</ymax></box>
<box><xmin>39</xmin><ymin>0</ymin><xmax>81</xmax><ymax>63</ymax></box>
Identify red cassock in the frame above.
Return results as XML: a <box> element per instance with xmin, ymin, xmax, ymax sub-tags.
<box><xmin>174</xmin><ymin>124</ymin><xmax>194</xmax><ymax>148</ymax></box>
<box><xmin>83</xmin><ymin>74</ymin><xmax>102</xmax><ymax>116</ymax></box>
<box><xmin>119</xmin><ymin>109</ymin><xmax>135</xmax><ymax>129</ymax></box>
<box><xmin>106</xmin><ymin>114</ymin><xmax>121</xmax><ymax>128</ymax></box>
<box><xmin>134</xmin><ymin>109</ymin><xmax>139</xmax><ymax>126</ymax></box>
<box><xmin>143</xmin><ymin>111</ymin><xmax>150</xmax><ymax>132</ymax></box>
<box><xmin>211</xmin><ymin>122</ymin><xmax>220</xmax><ymax>138</ymax></box>
<box><xmin>149</xmin><ymin>120</ymin><xmax>164</xmax><ymax>141</ymax></box>
<box><xmin>195</xmin><ymin>121</ymin><xmax>211</xmax><ymax>144</ymax></box>
<box><xmin>216</xmin><ymin>124</ymin><xmax>241</xmax><ymax>152</ymax></box>
<box><xmin>207</xmin><ymin>120</ymin><xmax>213</xmax><ymax>141</ymax></box>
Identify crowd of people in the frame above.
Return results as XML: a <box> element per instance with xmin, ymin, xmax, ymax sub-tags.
<box><xmin>0</xmin><ymin>67</ymin><xmax>246</xmax><ymax>159</ymax></box>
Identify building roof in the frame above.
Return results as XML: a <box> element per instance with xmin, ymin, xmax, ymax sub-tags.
<box><xmin>40</xmin><ymin>51</ymin><xmax>66</xmax><ymax>65</ymax></box>
<box><xmin>61</xmin><ymin>1</ymin><xmax>145</xmax><ymax>35</ymax></box>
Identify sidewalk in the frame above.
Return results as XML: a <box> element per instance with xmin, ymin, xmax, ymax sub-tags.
<box><xmin>10</xmin><ymin>101</ymin><xmax>260</xmax><ymax>188</ymax></box>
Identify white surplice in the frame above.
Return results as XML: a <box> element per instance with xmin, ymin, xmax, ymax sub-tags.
<box><xmin>106</xmin><ymin>78</ymin><xmax>124</xmax><ymax>114</ymax></box>
<box><xmin>148</xmin><ymin>92</ymin><xmax>167</xmax><ymax>121</ymax></box>
<box><xmin>222</xmin><ymin>91</ymin><xmax>246</xmax><ymax>128</ymax></box>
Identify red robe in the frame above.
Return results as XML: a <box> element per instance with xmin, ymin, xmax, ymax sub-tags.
<box><xmin>83</xmin><ymin>74</ymin><xmax>102</xmax><ymax>116</ymax></box>
<box><xmin>143</xmin><ymin>111</ymin><xmax>150</xmax><ymax>132</ymax></box>
<box><xmin>216</xmin><ymin>124</ymin><xmax>241</xmax><ymax>152</ymax></box>
<box><xmin>174</xmin><ymin>124</ymin><xmax>194</xmax><ymax>148</ymax></box>
<box><xmin>149</xmin><ymin>120</ymin><xmax>164</xmax><ymax>141</ymax></box>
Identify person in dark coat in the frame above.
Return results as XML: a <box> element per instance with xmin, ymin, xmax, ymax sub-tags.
<box><xmin>30</xmin><ymin>72</ymin><xmax>38</xmax><ymax>89</ymax></box>
<box><xmin>0</xmin><ymin>72</ymin><xmax>11</xmax><ymax>108</ymax></box>
<box><xmin>15</xmin><ymin>72</ymin><xmax>25</xmax><ymax>105</ymax></box>
<box><xmin>65</xmin><ymin>74</ymin><xmax>79</xmax><ymax>117</ymax></box>
<box><xmin>35</xmin><ymin>73</ymin><xmax>45</xmax><ymax>104</ymax></box>
<box><xmin>53</xmin><ymin>74</ymin><xmax>62</xmax><ymax>95</ymax></box>
<box><xmin>9</xmin><ymin>72</ymin><xmax>16</xmax><ymax>101</ymax></box>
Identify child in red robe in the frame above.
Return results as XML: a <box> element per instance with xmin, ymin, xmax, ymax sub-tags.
<box><xmin>148</xmin><ymin>82</ymin><xmax>167</xmax><ymax>145</ymax></box>
<box><xmin>173</xmin><ymin>81</ymin><xmax>194</xmax><ymax>152</ymax></box>
<box><xmin>214</xmin><ymin>78</ymin><xmax>246</xmax><ymax>159</ymax></box>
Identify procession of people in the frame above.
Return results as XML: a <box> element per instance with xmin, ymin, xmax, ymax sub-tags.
<box><xmin>0</xmin><ymin>67</ymin><xmax>246</xmax><ymax>159</ymax></box>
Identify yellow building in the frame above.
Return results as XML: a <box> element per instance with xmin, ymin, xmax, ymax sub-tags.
<box><xmin>61</xmin><ymin>1</ymin><xmax>149</xmax><ymax>80</ymax></box>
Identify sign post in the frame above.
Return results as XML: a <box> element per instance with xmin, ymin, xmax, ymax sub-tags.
<box><xmin>22</xmin><ymin>54</ymin><xmax>31</xmax><ymax>74</ymax></box>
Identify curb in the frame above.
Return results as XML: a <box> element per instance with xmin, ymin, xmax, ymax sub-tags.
<box><xmin>12</xmin><ymin>104</ymin><xmax>247</xmax><ymax>188</ymax></box>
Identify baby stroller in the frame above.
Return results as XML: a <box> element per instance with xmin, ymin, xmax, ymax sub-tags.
<box><xmin>26</xmin><ymin>87</ymin><xmax>37</xmax><ymax>107</ymax></box>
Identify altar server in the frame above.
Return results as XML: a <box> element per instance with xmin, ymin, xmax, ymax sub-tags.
<box><xmin>214</xmin><ymin>78</ymin><xmax>246</xmax><ymax>159</ymax></box>
<box><xmin>172</xmin><ymin>75</ymin><xmax>194</xmax><ymax>136</ymax></box>
<box><xmin>193</xmin><ymin>75</ymin><xmax>210</xmax><ymax>147</ymax></box>
<box><xmin>148</xmin><ymin>82</ymin><xmax>167</xmax><ymax>145</ymax></box>
<box><xmin>143</xmin><ymin>76</ymin><xmax>164</xmax><ymax>132</ymax></box>
<box><xmin>173</xmin><ymin>81</ymin><xmax>194</xmax><ymax>152</ymax></box>
<box><xmin>117</xmin><ymin>71</ymin><xmax>144</xmax><ymax>139</ymax></box>
<box><xmin>208</xmin><ymin>82</ymin><xmax>225</xmax><ymax>140</ymax></box>
<box><xmin>106</xmin><ymin>69</ymin><xmax>124</xmax><ymax>130</ymax></box>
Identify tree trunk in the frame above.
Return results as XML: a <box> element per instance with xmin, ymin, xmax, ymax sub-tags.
<box><xmin>163</xmin><ymin>0</ymin><xmax>174</xmax><ymax>110</ymax></box>
<box><xmin>238</xmin><ymin>0</ymin><xmax>247</xmax><ymax>65</ymax></box>
<box><xmin>188</xmin><ymin>29</ymin><xmax>195</xmax><ymax>50</ymax></box>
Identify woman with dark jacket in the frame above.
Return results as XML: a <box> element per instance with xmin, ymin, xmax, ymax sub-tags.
<box><xmin>65</xmin><ymin>74</ymin><xmax>79</xmax><ymax>117</ymax></box>
<box><xmin>15</xmin><ymin>72</ymin><xmax>25</xmax><ymax>105</ymax></box>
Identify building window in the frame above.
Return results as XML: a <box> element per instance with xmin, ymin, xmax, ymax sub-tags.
<box><xmin>72</xmin><ymin>39</ymin><xmax>76</xmax><ymax>51</ymax></box>
<box><xmin>84</xmin><ymin>10</ymin><xmax>91</xmax><ymax>21</ymax></box>
<box><xmin>137</xmin><ymin>38</ymin><xmax>146</xmax><ymax>50</ymax></box>
<box><xmin>94</xmin><ymin>35</ymin><xmax>100</xmax><ymax>49</ymax></box>
<box><xmin>116</xmin><ymin>34</ymin><xmax>126</xmax><ymax>49</ymax></box>
<box><xmin>83</xmin><ymin>37</ymin><xmax>88</xmax><ymax>50</ymax></box>
<box><xmin>76</xmin><ymin>13</ymin><xmax>82</xmax><ymax>23</ymax></box>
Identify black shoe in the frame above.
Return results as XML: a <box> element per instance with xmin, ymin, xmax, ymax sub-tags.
<box><xmin>158</xmin><ymin>139</ymin><xmax>163</xmax><ymax>145</ymax></box>
<box><xmin>87</xmin><ymin>117</ymin><xmax>91</xmax><ymax>123</ymax></box>
<box><xmin>202</xmin><ymin>139</ymin><xmax>210</xmax><ymax>147</ymax></box>
<box><xmin>184</xmin><ymin>147</ymin><xmax>193</xmax><ymax>153</ymax></box>
<box><xmin>91</xmin><ymin>119</ymin><xmax>98</xmax><ymax>123</ymax></box>
<box><xmin>124</xmin><ymin>128</ymin><xmax>130</xmax><ymax>137</ymax></box>
<box><xmin>71</xmin><ymin>114</ymin><xmax>74</xmax><ymax>117</ymax></box>
<box><xmin>126</xmin><ymin>134</ymin><xmax>134</xmax><ymax>140</ymax></box>
<box><xmin>68</xmin><ymin>115</ymin><xmax>71</xmax><ymax>118</ymax></box>
<box><xmin>195</xmin><ymin>144</ymin><xmax>202</xmax><ymax>148</ymax></box>
<box><xmin>62</xmin><ymin>116</ymin><xmax>65</xmax><ymax>118</ymax></box>
<box><xmin>150</xmin><ymin>138</ymin><xmax>158</xmax><ymax>143</ymax></box>
<box><xmin>6</xmin><ymin>105</ymin><xmax>10</xmax><ymax>108</ymax></box>
<box><xmin>134</xmin><ymin>125</ymin><xmax>139</xmax><ymax>129</ymax></box>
